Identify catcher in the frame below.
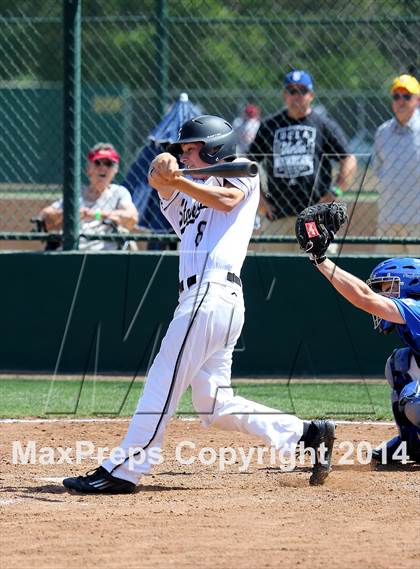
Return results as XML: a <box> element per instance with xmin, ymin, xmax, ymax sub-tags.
<box><xmin>296</xmin><ymin>203</ymin><xmax>420</xmax><ymax>463</ymax></box>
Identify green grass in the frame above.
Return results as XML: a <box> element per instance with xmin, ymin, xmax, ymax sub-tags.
<box><xmin>0</xmin><ymin>378</ymin><xmax>392</xmax><ymax>420</ymax></box>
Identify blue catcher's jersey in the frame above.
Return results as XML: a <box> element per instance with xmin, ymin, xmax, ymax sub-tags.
<box><xmin>392</xmin><ymin>298</ymin><xmax>420</xmax><ymax>355</ymax></box>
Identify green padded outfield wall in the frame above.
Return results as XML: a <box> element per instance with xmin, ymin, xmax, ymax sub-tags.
<box><xmin>0</xmin><ymin>252</ymin><xmax>399</xmax><ymax>377</ymax></box>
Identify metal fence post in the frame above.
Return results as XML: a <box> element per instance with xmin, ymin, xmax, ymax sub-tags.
<box><xmin>63</xmin><ymin>0</ymin><xmax>81</xmax><ymax>251</ymax></box>
<box><xmin>156</xmin><ymin>0</ymin><xmax>169</xmax><ymax>117</ymax></box>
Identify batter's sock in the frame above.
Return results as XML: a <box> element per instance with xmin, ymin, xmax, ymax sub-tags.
<box><xmin>299</xmin><ymin>420</ymin><xmax>318</xmax><ymax>445</ymax></box>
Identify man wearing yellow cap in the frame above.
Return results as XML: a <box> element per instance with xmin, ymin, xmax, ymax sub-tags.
<box><xmin>372</xmin><ymin>74</ymin><xmax>419</xmax><ymax>254</ymax></box>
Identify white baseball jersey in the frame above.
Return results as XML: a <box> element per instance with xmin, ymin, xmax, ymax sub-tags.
<box><xmin>159</xmin><ymin>158</ymin><xmax>260</xmax><ymax>281</ymax></box>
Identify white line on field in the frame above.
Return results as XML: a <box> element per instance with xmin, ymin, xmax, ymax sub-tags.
<box><xmin>0</xmin><ymin>417</ymin><xmax>394</xmax><ymax>426</ymax></box>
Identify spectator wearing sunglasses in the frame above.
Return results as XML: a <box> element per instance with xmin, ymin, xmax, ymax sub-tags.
<box><xmin>249</xmin><ymin>69</ymin><xmax>356</xmax><ymax>247</ymax></box>
<box><xmin>372</xmin><ymin>74</ymin><xmax>420</xmax><ymax>254</ymax></box>
<box><xmin>39</xmin><ymin>143</ymin><xmax>138</xmax><ymax>250</ymax></box>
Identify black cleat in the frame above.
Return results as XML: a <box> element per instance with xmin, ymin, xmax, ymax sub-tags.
<box><xmin>372</xmin><ymin>436</ymin><xmax>420</xmax><ymax>464</ymax></box>
<box><xmin>63</xmin><ymin>466</ymin><xmax>136</xmax><ymax>494</ymax></box>
<box><xmin>372</xmin><ymin>435</ymin><xmax>403</xmax><ymax>464</ymax></box>
<box><xmin>305</xmin><ymin>420</ymin><xmax>336</xmax><ymax>486</ymax></box>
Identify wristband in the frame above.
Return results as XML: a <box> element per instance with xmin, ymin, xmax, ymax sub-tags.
<box><xmin>95</xmin><ymin>210</ymin><xmax>102</xmax><ymax>221</ymax></box>
<box><xmin>309</xmin><ymin>255</ymin><xmax>327</xmax><ymax>266</ymax></box>
<box><xmin>330</xmin><ymin>186</ymin><xmax>343</xmax><ymax>198</ymax></box>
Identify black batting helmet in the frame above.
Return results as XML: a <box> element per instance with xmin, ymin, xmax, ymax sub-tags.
<box><xmin>167</xmin><ymin>115</ymin><xmax>236</xmax><ymax>164</ymax></box>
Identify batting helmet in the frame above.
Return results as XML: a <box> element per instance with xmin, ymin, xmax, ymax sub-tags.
<box><xmin>366</xmin><ymin>257</ymin><xmax>420</xmax><ymax>333</ymax></box>
<box><xmin>167</xmin><ymin>115</ymin><xmax>236</xmax><ymax>164</ymax></box>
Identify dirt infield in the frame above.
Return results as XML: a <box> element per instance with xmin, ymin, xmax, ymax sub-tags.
<box><xmin>1</xmin><ymin>419</ymin><xmax>419</xmax><ymax>569</ymax></box>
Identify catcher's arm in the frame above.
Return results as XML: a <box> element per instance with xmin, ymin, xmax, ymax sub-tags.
<box><xmin>317</xmin><ymin>259</ymin><xmax>405</xmax><ymax>324</ymax></box>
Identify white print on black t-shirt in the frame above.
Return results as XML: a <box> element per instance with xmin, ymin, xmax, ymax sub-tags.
<box><xmin>272</xmin><ymin>125</ymin><xmax>316</xmax><ymax>178</ymax></box>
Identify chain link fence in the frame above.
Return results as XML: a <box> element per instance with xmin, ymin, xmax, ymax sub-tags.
<box><xmin>0</xmin><ymin>1</ymin><xmax>418</xmax><ymax>252</ymax></box>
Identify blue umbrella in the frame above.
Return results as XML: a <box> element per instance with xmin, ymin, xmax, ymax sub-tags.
<box><xmin>122</xmin><ymin>93</ymin><xmax>202</xmax><ymax>232</ymax></box>
<box><xmin>148</xmin><ymin>92</ymin><xmax>202</xmax><ymax>144</ymax></box>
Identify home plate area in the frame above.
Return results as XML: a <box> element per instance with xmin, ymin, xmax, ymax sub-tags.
<box><xmin>0</xmin><ymin>419</ymin><xmax>419</xmax><ymax>569</ymax></box>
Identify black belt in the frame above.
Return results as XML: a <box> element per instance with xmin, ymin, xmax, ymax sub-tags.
<box><xmin>179</xmin><ymin>272</ymin><xmax>242</xmax><ymax>293</ymax></box>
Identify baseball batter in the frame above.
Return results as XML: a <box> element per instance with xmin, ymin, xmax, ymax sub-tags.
<box><xmin>63</xmin><ymin>115</ymin><xmax>335</xmax><ymax>494</ymax></box>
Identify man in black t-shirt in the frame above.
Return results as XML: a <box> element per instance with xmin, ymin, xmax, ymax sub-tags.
<box><xmin>249</xmin><ymin>70</ymin><xmax>357</xmax><ymax>223</ymax></box>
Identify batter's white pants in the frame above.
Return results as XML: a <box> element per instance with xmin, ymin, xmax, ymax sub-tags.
<box><xmin>102</xmin><ymin>279</ymin><xmax>303</xmax><ymax>484</ymax></box>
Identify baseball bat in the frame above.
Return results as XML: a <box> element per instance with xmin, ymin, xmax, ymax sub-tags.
<box><xmin>178</xmin><ymin>161</ymin><xmax>259</xmax><ymax>178</ymax></box>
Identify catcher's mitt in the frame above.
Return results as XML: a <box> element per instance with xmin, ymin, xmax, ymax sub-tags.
<box><xmin>295</xmin><ymin>202</ymin><xmax>347</xmax><ymax>264</ymax></box>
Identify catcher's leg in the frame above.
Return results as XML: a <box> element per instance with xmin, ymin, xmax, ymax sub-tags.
<box><xmin>397</xmin><ymin>381</ymin><xmax>420</xmax><ymax>463</ymax></box>
<box><xmin>372</xmin><ymin>351</ymin><xmax>420</xmax><ymax>464</ymax></box>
